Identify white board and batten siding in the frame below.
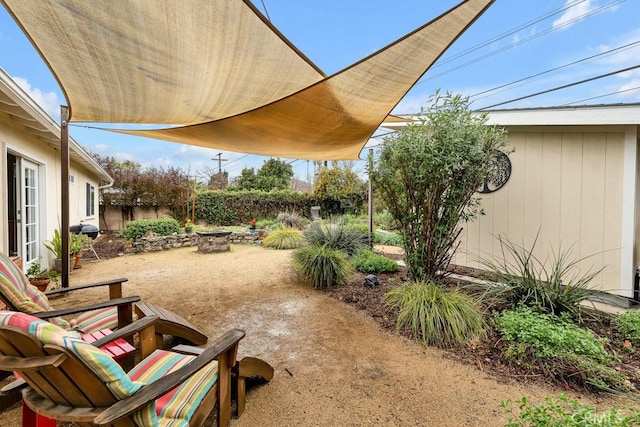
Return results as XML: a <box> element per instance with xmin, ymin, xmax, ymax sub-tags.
<box><xmin>454</xmin><ymin>104</ymin><xmax>640</xmax><ymax>298</ymax></box>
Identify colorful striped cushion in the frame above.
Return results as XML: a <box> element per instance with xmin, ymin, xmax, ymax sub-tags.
<box><xmin>0</xmin><ymin>252</ymin><xmax>70</xmax><ymax>329</ymax></box>
<box><xmin>73</xmin><ymin>307</ymin><xmax>118</xmax><ymax>333</ymax></box>
<box><xmin>129</xmin><ymin>349</ymin><xmax>219</xmax><ymax>426</ymax></box>
<box><xmin>0</xmin><ymin>311</ymin><xmax>157</xmax><ymax>425</ymax></box>
<box><xmin>0</xmin><ymin>252</ymin><xmax>120</xmax><ymax>332</ymax></box>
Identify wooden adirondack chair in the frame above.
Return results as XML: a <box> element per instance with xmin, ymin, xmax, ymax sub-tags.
<box><xmin>0</xmin><ymin>311</ymin><xmax>244</xmax><ymax>426</ymax></box>
<box><xmin>0</xmin><ymin>251</ymin><xmax>207</xmax><ymax>346</ymax></box>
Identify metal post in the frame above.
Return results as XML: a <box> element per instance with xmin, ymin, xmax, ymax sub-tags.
<box><xmin>368</xmin><ymin>148</ymin><xmax>374</xmax><ymax>249</ymax></box>
<box><xmin>61</xmin><ymin>106</ymin><xmax>70</xmax><ymax>288</ymax></box>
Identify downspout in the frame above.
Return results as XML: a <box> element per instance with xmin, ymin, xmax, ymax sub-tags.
<box><xmin>60</xmin><ymin>106</ymin><xmax>69</xmax><ymax>288</ymax></box>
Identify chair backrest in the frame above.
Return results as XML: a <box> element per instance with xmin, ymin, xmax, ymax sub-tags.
<box><xmin>0</xmin><ymin>311</ymin><xmax>156</xmax><ymax>424</ymax></box>
<box><xmin>0</xmin><ymin>252</ymin><xmax>69</xmax><ymax>328</ymax></box>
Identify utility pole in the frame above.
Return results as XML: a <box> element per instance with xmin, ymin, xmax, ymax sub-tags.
<box><xmin>212</xmin><ymin>153</ymin><xmax>228</xmax><ymax>174</ymax></box>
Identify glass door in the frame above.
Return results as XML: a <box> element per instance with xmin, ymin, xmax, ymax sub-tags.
<box><xmin>21</xmin><ymin>159</ymin><xmax>39</xmax><ymax>269</ymax></box>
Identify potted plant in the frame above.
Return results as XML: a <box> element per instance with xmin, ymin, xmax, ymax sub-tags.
<box><xmin>44</xmin><ymin>229</ymin><xmax>64</xmax><ymax>272</ymax></box>
<box><xmin>26</xmin><ymin>259</ymin><xmax>51</xmax><ymax>292</ymax></box>
<box><xmin>249</xmin><ymin>219</ymin><xmax>257</xmax><ymax>233</ymax></box>
<box><xmin>185</xmin><ymin>219</ymin><xmax>194</xmax><ymax>234</ymax></box>
<box><xmin>70</xmin><ymin>233</ymin><xmax>89</xmax><ymax>269</ymax></box>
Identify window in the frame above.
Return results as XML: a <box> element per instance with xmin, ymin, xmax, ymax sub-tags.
<box><xmin>86</xmin><ymin>183</ymin><xmax>95</xmax><ymax>217</ymax></box>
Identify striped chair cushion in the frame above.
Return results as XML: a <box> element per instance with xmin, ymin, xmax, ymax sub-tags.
<box><xmin>129</xmin><ymin>349</ymin><xmax>219</xmax><ymax>427</ymax></box>
<box><xmin>0</xmin><ymin>311</ymin><xmax>157</xmax><ymax>425</ymax></box>
<box><xmin>0</xmin><ymin>252</ymin><xmax>70</xmax><ymax>329</ymax></box>
<box><xmin>73</xmin><ymin>307</ymin><xmax>118</xmax><ymax>333</ymax></box>
<box><xmin>0</xmin><ymin>252</ymin><xmax>119</xmax><ymax>333</ymax></box>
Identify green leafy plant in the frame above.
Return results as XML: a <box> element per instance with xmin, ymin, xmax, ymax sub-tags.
<box><xmin>70</xmin><ymin>233</ymin><xmax>89</xmax><ymax>255</ymax></box>
<box><xmin>384</xmin><ymin>281</ymin><xmax>486</xmax><ymax>347</ymax></box>
<box><xmin>262</xmin><ymin>227</ymin><xmax>305</xmax><ymax>249</ymax></box>
<box><xmin>119</xmin><ymin>217</ymin><xmax>180</xmax><ymax>241</ymax></box>
<box><xmin>495</xmin><ymin>307</ymin><xmax>630</xmax><ymax>392</ymax></box>
<box><xmin>43</xmin><ymin>229</ymin><xmax>64</xmax><ymax>259</ymax></box>
<box><xmin>501</xmin><ymin>394</ymin><xmax>640</xmax><ymax>426</ymax></box>
<box><xmin>351</xmin><ymin>249</ymin><xmax>398</xmax><ymax>274</ymax></box>
<box><xmin>614</xmin><ymin>310</ymin><xmax>640</xmax><ymax>347</ymax></box>
<box><xmin>477</xmin><ymin>233</ymin><xmax>602</xmax><ymax>318</ymax></box>
<box><xmin>374</xmin><ymin>92</ymin><xmax>507</xmax><ymax>281</ymax></box>
<box><xmin>292</xmin><ymin>245</ymin><xmax>351</xmax><ymax>289</ymax></box>
<box><xmin>26</xmin><ymin>259</ymin><xmax>44</xmax><ymax>278</ymax></box>
<box><xmin>373</xmin><ymin>231</ymin><xmax>403</xmax><ymax>247</ymax></box>
<box><xmin>303</xmin><ymin>219</ymin><xmax>367</xmax><ymax>256</ymax></box>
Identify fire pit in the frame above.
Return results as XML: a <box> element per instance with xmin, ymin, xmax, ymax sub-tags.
<box><xmin>196</xmin><ymin>230</ymin><xmax>232</xmax><ymax>253</ymax></box>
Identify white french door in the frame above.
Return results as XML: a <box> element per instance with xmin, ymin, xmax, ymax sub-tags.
<box><xmin>21</xmin><ymin>159</ymin><xmax>40</xmax><ymax>269</ymax></box>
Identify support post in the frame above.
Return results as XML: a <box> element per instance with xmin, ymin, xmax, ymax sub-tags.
<box><xmin>61</xmin><ymin>106</ymin><xmax>70</xmax><ymax>288</ymax></box>
<box><xmin>368</xmin><ymin>148</ymin><xmax>374</xmax><ymax>249</ymax></box>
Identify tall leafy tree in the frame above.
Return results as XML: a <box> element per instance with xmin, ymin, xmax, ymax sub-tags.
<box><xmin>256</xmin><ymin>158</ymin><xmax>293</xmax><ymax>191</ymax></box>
<box><xmin>374</xmin><ymin>92</ymin><xmax>507</xmax><ymax>281</ymax></box>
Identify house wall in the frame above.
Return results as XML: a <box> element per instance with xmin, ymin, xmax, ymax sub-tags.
<box><xmin>0</xmin><ymin>112</ymin><xmax>101</xmax><ymax>271</ymax></box>
<box><xmin>452</xmin><ymin>125</ymin><xmax>631</xmax><ymax>296</ymax></box>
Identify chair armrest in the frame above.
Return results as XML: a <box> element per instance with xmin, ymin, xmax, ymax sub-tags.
<box><xmin>45</xmin><ymin>278</ymin><xmax>128</xmax><ymax>300</ymax></box>
<box><xmin>92</xmin><ymin>315</ymin><xmax>160</xmax><ymax>359</ymax></box>
<box><xmin>32</xmin><ymin>296</ymin><xmax>140</xmax><ymax>319</ymax></box>
<box><xmin>94</xmin><ymin>328</ymin><xmax>245</xmax><ymax>425</ymax></box>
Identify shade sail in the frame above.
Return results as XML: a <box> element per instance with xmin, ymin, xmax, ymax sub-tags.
<box><xmin>1</xmin><ymin>0</ymin><xmax>494</xmax><ymax>159</ymax></box>
<box><xmin>1</xmin><ymin>0</ymin><xmax>324</xmax><ymax>124</ymax></box>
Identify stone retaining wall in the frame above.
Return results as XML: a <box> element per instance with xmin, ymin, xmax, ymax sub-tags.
<box><xmin>123</xmin><ymin>230</ymin><xmax>264</xmax><ymax>254</ymax></box>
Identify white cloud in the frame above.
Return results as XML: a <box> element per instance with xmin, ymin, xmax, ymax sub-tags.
<box><xmin>94</xmin><ymin>144</ymin><xmax>109</xmax><ymax>153</ymax></box>
<box><xmin>552</xmin><ymin>0</ymin><xmax>595</xmax><ymax>30</ymax></box>
<box><xmin>13</xmin><ymin>77</ymin><xmax>60</xmax><ymax>119</ymax></box>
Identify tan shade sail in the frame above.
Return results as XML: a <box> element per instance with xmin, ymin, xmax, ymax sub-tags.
<box><xmin>1</xmin><ymin>0</ymin><xmax>324</xmax><ymax>124</ymax></box>
<box><xmin>1</xmin><ymin>0</ymin><xmax>493</xmax><ymax>159</ymax></box>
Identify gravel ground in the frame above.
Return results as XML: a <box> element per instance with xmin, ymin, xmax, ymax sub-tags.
<box><xmin>0</xmin><ymin>244</ymin><xmax>628</xmax><ymax>426</ymax></box>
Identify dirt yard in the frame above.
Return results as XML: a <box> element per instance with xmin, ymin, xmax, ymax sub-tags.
<box><xmin>0</xmin><ymin>244</ymin><xmax>630</xmax><ymax>426</ymax></box>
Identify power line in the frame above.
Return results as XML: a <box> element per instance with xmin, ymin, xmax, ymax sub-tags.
<box><xmin>477</xmin><ymin>64</ymin><xmax>640</xmax><ymax>110</ymax></box>
<box><xmin>559</xmin><ymin>85</ymin><xmax>640</xmax><ymax>106</ymax></box>
<box><xmin>420</xmin><ymin>0</ymin><xmax>627</xmax><ymax>84</ymax></box>
<box><xmin>260</xmin><ymin>0</ymin><xmax>271</xmax><ymax>22</ymax></box>
<box><xmin>470</xmin><ymin>40</ymin><xmax>640</xmax><ymax>101</ymax></box>
<box><xmin>433</xmin><ymin>0</ymin><xmax>588</xmax><ymax>69</ymax></box>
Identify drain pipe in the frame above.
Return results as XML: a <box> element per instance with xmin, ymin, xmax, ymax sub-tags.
<box><xmin>635</xmin><ymin>265</ymin><xmax>640</xmax><ymax>302</ymax></box>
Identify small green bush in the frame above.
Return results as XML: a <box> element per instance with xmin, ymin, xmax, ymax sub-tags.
<box><xmin>478</xmin><ymin>233</ymin><xmax>602</xmax><ymax>318</ymax></box>
<box><xmin>374</xmin><ymin>231</ymin><xmax>403</xmax><ymax>247</ymax></box>
<box><xmin>351</xmin><ymin>249</ymin><xmax>398</xmax><ymax>274</ymax></box>
<box><xmin>384</xmin><ymin>281</ymin><xmax>486</xmax><ymax>348</ymax></box>
<box><xmin>119</xmin><ymin>217</ymin><xmax>180</xmax><ymax>241</ymax></box>
<box><xmin>262</xmin><ymin>227</ymin><xmax>305</xmax><ymax>249</ymax></box>
<box><xmin>495</xmin><ymin>307</ymin><xmax>630</xmax><ymax>392</ymax></box>
<box><xmin>373</xmin><ymin>210</ymin><xmax>397</xmax><ymax>231</ymax></box>
<box><xmin>614</xmin><ymin>310</ymin><xmax>640</xmax><ymax>347</ymax></box>
<box><xmin>303</xmin><ymin>219</ymin><xmax>367</xmax><ymax>256</ymax></box>
<box><xmin>502</xmin><ymin>394</ymin><xmax>640</xmax><ymax>427</ymax></box>
<box><xmin>292</xmin><ymin>246</ymin><xmax>351</xmax><ymax>289</ymax></box>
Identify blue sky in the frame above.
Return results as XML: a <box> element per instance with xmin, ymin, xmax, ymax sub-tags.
<box><xmin>1</xmin><ymin>0</ymin><xmax>638</xmax><ymax>183</ymax></box>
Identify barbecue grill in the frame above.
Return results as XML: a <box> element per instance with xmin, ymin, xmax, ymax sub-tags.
<box><xmin>70</xmin><ymin>222</ymin><xmax>100</xmax><ymax>260</ymax></box>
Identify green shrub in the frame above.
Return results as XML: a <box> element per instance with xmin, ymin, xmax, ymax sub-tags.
<box><xmin>384</xmin><ymin>281</ymin><xmax>486</xmax><ymax>348</ymax></box>
<box><xmin>373</xmin><ymin>210</ymin><xmax>397</xmax><ymax>231</ymax></box>
<box><xmin>495</xmin><ymin>307</ymin><xmax>630</xmax><ymax>392</ymax></box>
<box><xmin>502</xmin><ymin>394</ymin><xmax>640</xmax><ymax>427</ymax></box>
<box><xmin>351</xmin><ymin>249</ymin><xmax>398</xmax><ymax>274</ymax></box>
<box><xmin>303</xmin><ymin>219</ymin><xmax>367</xmax><ymax>256</ymax></box>
<box><xmin>614</xmin><ymin>310</ymin><xmax>640</xmax><ymax>347</ymax></box>
<box><xmin>374</xmin><ymin>231</ymin><xmax>403</xmax><ymax>247</ymax></box>
<box><xmin>119</xmin><ymin>217</ymin><xmax>180</xmax><ymax>241</ymax></box>
<box><xmin>478</xmin><ymin>234</ymin><xmax>602</xmax><ymax>318</ymax></box>
<box><xmin>292</xmin><ymin>246</ymin><xmax>351</xmax><ymax>289</ymax></box>
<box><xmin>262</xmin><ymin>227</ymin><xmax>305</xmax><ymax>249</ymax></box>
